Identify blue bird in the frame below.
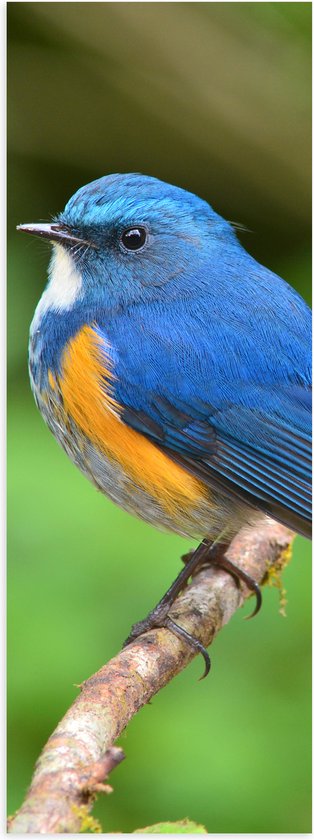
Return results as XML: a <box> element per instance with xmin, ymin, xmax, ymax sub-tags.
<box><xmin>17</xmin><ymin>173</ymin><xmax>312</xmax><ymax>673</ymax></box>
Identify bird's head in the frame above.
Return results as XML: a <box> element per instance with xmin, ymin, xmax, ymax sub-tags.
<box><xmin>17</xmin><ymin>173</ymin><xmax>238</xmax><ymax>315</ymax></box>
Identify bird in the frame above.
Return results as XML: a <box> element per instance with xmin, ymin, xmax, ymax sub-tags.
<box><xmin>17</xmin><ymin>173</ymin><xmax>312</xmax><ymax>675</ymax></box>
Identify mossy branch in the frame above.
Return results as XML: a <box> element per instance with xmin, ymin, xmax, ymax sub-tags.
<box><xmin>8</xmin><ymin>519</ymin><xmax>293</xmax><ymax>834</ymax></box>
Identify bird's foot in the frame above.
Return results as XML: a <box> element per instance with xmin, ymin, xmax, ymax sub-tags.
<box><xmin>124</xmin><ymin>606</ymin><xmax>211</xmax><ymax>681</ymax></box>
<box><xmin>202</xmin><ymin>542</ymin><xmax>262</xmax><ymax>618</ymax></box>
<box><xmin>181</xmin><ymin>541</ymin><xmax>261</xmax><ymax>617</ymax></box>
<box><xmin>123</xmin><ymin>538</ymin><xmax>262</xmax><ymax>680</ymax></box>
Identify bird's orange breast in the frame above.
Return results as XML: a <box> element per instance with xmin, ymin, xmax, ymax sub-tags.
<box><xmin>58</xmin><ymin>325</ymin><xmax>208</xmax><ymax>519</ymax></box>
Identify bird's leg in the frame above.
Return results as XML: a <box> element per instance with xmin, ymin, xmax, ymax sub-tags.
<box><xmin>123</xmin><ymin>537</ymin><xmax>262</xmax><ymax>679</ymax></box>
<box><xmin>124</xmin><ymin>539</ymin><xmax>212</xmax><ymax>677</ymax></box>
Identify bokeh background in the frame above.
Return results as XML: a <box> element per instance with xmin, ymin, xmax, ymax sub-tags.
<box><xmin>7</xmin><ymin>2</ymin><xmax>311</xmax><ymax>833</ymax></box>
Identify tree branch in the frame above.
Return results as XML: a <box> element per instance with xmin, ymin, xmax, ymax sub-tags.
<box><xmin>8</xmin><ymin>519</ymin><xmax>294</xmax><ymax>834</ymax></box>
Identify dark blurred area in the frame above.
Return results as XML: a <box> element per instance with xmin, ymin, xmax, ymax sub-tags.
<box><xmin>8</xmin><ymin>3</ymin><xmax>311</xmax><ymax>833</ymax></box>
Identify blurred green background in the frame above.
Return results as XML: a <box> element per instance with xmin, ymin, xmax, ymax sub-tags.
<box><xmin>7</xmin><ymin>2</ymin><xmax>311</xmax><ymax>833</ymax></box>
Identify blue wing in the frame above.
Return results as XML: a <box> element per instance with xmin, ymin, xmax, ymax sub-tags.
<box><xmin>98</xmin><ymin>261</ymin><xmax>312</xmax><ymax>538</ymax></box>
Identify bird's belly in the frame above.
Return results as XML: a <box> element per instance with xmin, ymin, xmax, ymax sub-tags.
<box><xmin>29</xmin><ymin>325</ymin><xmax>252</xmax><ymax>539</ymax></box>
<box><xmin>31</xmin><ymin>379</ymin><xmax>211</xmax><ymax>535</ymax></box>
<box><xmin>32</xmin><ymin>378</ymin><xmax>254</xmax><ymax>538</ymax></box>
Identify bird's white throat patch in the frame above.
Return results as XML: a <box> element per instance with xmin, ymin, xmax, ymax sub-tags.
<box><xmin>31</xmin><ymin>244</ymin><xmax>83</xmax><ymax>330</ymax></box>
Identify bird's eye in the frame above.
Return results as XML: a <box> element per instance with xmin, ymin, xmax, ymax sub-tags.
<box><xmin>120</xmin><ymin>227</ymin><xmax>147</xmax><ymax>251</ymax></box>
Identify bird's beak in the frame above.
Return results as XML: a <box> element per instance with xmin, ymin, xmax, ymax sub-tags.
<box><xmin>16</xmin><ymin>222</ymin><xmax>97</xmax><ymax>249</ymax></box>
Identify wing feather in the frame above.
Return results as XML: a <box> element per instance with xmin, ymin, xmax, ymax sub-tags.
<box><xmin>121</xmin><ymin>396</ymin><xmax>312</xmax><ymax>538</ymax></box>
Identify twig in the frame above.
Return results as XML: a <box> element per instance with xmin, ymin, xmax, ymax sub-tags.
<box><xmin>8</xmin><ymin>519</ymin><xmax>294</xmax><ymax>834</ymax></box>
